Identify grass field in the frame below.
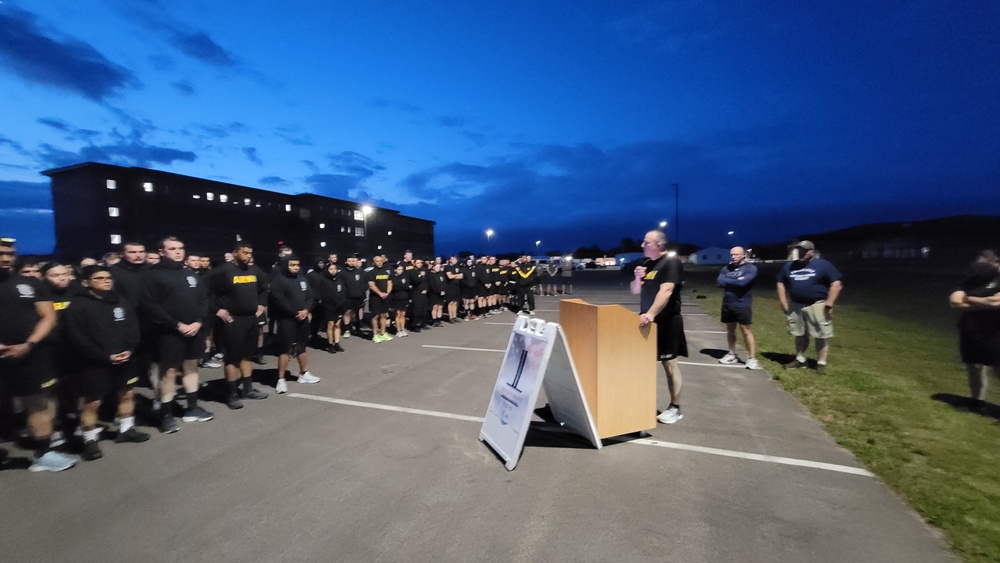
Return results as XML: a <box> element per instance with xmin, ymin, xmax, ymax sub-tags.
<box><xmin>680</xmin><ymin>263</ymin><xmax>1000</xmax><ymax>563</ymax></box>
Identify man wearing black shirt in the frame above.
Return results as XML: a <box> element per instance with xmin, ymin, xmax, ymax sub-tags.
<box><xmin>949</xmin><ymin>250</ymin><xmax>1000</xmax><ymax>412</ymax></box>
<box><xmin>0</xmin><ymin>237</ymin><xmax>76</xmax><ymax>472</ymax></box>
<box><xmin>143</xmin><ymin>237</ymin><xmax>214</xmax><ymax>431</ymax></box>
<box><xmin>270</xmin><ymin>255</ymin><xmax>321</xmax><ymax>393</ymax></box>
<box><xmin>366</xmin><ymin>255</ymin><xmax>393</xmax><ymax>342</ymax></box>
<box><xmin>208</xmin><ymin>242</ymin><xmax>269</xmax><ymax>409</ymax></box>
<box><xmin>514</xmin><ymin>256</ymin><xmax>538</xmax><ymax>315</ymax></box>
<box><xmin>342</xmin><ymin>256</ymin><xmax>367</xmax><ymax>337</ymax></box>
<box><xmin>444</xmin><ymin>256</ymin><xmax>463</xmax><ymax>323</ymax></box>
<box><xmin>631</xmin><ymin>230</ymin><xmax>688</xmax><ymax>424</ymax></box>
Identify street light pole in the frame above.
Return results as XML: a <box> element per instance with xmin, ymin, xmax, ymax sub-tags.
<box><xmin>535</xmin><ymin>240</ymin><xmax>540</xmax><ymax>257</ymax></box>
<box><xmin>485</xmin><ymin>228</ymin><xmax>494</xmax><ymax>253</ymax></box>
<box><xmin>672</xmin><ymin>183</ymin><xmax>679</xmax><ymax>243</ymax></box>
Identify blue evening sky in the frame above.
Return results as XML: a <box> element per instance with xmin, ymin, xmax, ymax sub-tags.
<box><xmin>1</xmin><ymin>0</ymin><xmax>998</xmax><ymax>255</ymax></box>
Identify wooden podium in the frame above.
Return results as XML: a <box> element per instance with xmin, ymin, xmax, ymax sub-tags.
<box><xmin>559</xmin><ymin>299</ymin><xmax>657</xmax><ymax>438</ymax></box>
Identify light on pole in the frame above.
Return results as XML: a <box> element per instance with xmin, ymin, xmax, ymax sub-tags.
<box><xmin>535</xmin><ymin>240</ymin><xmax>541</xmax><ymax>256</ymax></box>
<box><xmin>485</xmin><ymin>228</ymin><xmax>494</xmax><ymax>252</ymax></box>
<box><xmin>361</xmin><ymin>205</ymin><xmax>373</xmax><ymax>257</ymax></box>
<box><xmin>659</xmin><ymin>221</ymin><xmax>667</xmax><ymax>229</ymax></box>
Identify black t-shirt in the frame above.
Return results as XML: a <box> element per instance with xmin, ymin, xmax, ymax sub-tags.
<box><xmin>639</xmin><ymin>256</ymin><xmax>683</xmax><ymax>320</ymax></box>
<box><xmin>365</xmin><ymin>265</ymin><xmax>392</xmax><ymax>294</ymax></box>
<box><xmin>958</xmin><ymin>272</ymin><xmax>1000</xmax><ymax>332</ymax></box>
<box><xmin>0</xmin><ymin>273</ymin><xmax>50</xmax><ymax>345</ymax></box>
<box><xmin>445</xmin><ymin>264</ymin><xmax>462</xmax><ymax>285</ymax></box>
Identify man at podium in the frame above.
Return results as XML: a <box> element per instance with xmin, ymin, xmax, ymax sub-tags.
<box><xmin>631</xmin><ymin>229</ymin><xmax>688</xmax><ymax>424</ymax></box>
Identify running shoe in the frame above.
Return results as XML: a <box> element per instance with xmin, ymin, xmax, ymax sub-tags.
<box><xmin>29</xmin><ymin>450</ymin><xmax>78</xmax><ymax>472</ymax></box>
<box><xmin>81</xmin><ymin>440</ymin><xmax>103</xmax><ymax>461</ymax></box>
<box><xmin>719</xmin><ymin>353</ymin><xmax>739</xmax><ymax>364</ymax></box>
<box><xmin>656</xmin><ymin>405</ymin><xmax>683</xmax><ymax>424</ymax></box>
<box><xmin>181</xmin><ymin>406</ymin><xmax>215</xmax><ymax>422</ymax></box>
<box><xmin>745</xmin><ymin>358</ymin><xmax>761</xmax><ymax>370</ymax></box>
<box><xmin>160</xmin><ymin>414</ymin><xmax>180</xmax><ymax>434</ymax></box>
<box><xmin>243</xmin><ymin>388</ymin><xmax>268</xmax><ymax>400</ymax></box>
<box><xmin>116</xmin><ymin>427</ymin><xmax>151</xmax><ymax>442</ymax></box>
<box><xmin>275</xmin><ymin>379</ymin><xmax>288</xmax><ymax>394</ymax></box>
<box><xmin>298</xmin><ymin>371</ymin><xmax>321</xmax><ymax>384</ymax></box>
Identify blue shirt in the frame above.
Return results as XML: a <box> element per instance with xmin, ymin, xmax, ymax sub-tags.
<box><xmin>717</xmin><ymin>262</ymin><xmax>757</xmax><ymax>307</ymax></box>
<box><xmin>777</xmin><ymin>258</ymin><xmax>842</xmax><ymax>304</ymax></box>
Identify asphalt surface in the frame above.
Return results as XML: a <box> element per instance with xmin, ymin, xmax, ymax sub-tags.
<box><xmin>0</xmin><ymin>274</ymin><xmax>956</xmax><ymax>562</ymax></box>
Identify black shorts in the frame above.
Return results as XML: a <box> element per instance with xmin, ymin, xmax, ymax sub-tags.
<box><xmin>477</xmin><ymin>285</ymin><xmax>489</xmax><ymax>298</ymax></box>
<box><xmin>460</xmin><ymin>286</ymin><xmax>477</xmax><ymax>300</ymax></box>
<box><xmin>721</xmin><ymin>305</ymin><xmax>753</xmax><ymax>326</ymax></box>
<box><xmin>369</xmin><ymin>294</ymin><xmax>389</xmax><ymax>315</ymax></box>
<box><xmin>445</xmin><ymin>284</ymin><xmax>461</xmax><ymax>302</ymax></box>
<box><xmin>219</xmin><ymin>315</ymin><xmax>259</xmax><ymax>364</ymax></box>
<box><xmin>429</xmin><ymin>292</ymin><xmax>445</xmax><ymax>307</ymax></box>
<box><xmin>959</xmin><ymin>328</ymin><xmax>1000</xmax><ymax>365</ymax></box>
<box><xmin>654</xmin><ymin>313</ymin><xmax>688</xmax><ymax>361</ymax></box>
<box><xmin>390</xmin><ymin>297</ymin><xmax>410</xmax><ymax>311</ymax></box>
<box><xmin>322</xmin><ymin>304</ymin><xmax>344</xmax><ymax>322</ymax></box>
<box><xmin>345</xmin><ymin>297</ymin><xmax>364</xmax><ymax>312</ymax></box>
<box><xmin>276</xmin><ymin>318</ymin><xmax>310</xmax><ymax>355</ymax></box>
<box><xmin>0</xmin><ymin>346</ymin><xmax>57</xmax><ymax>397</ymax></box>
<box><xmin>77</xmin><ymin>362</ymin><xmax>138</xmax><ymax>403</ymax></box>
<box><xmin>158</xmin><ymin>329</ymin><xmax>207</xmax><ymax>368</ymax></box>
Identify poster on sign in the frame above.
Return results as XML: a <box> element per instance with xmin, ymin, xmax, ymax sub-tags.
<box><xmin>479</xmin><ymin>315</ymin><xmax>600</xmax><ymax>470</ymax></box>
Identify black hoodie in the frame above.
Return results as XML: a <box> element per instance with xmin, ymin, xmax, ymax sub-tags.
<box><xmin>316</xmin><ymin>270</ymin><xmax>346</xmax><ymax>313</ymax></box>
<box><xmin>142</xmin><ymin>258</ymin><xmax>209</xmax><ymax>330</ymax></box>
<box><xmin>64</xmin><ymin>288</ymin><xmax>139</xmax><ymax>366</ymax></box>
<box><xmin>268</xmin><ymin>257</ymin><xmax>314</xmax><ymax>319</ymax></box>
<box><xmin>208</xmin><ymin>260</ymin><xmax>268</xmax><ymax>317</ymax></box>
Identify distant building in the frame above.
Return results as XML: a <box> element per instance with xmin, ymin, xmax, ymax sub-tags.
<box><xmin>42</xmin><ymin>162</ymin><xmax>435</xmax><ymax>265</ymax></box>
<box><xmin>687</xmin><ymin>246</ymin><xmax>730</xmax><ymax>265</ymax></box>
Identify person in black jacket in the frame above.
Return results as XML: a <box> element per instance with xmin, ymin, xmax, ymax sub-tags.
<box><xmin>409</xmin><ymin>258</ymin><xmax>430</xmax><ymax>332</ymax></box>
<box><xmin>111</xmin><ymin>242</ymin><xmax>158</xmax><ymax>404</ymax></box>
<box><xmin>269</xmin><ymin>255</ymin><xmax>321</xmax><ymax>394</ymax></box>
<box><xmin>389</xmin><ymin>262</ymin><xmax>412</xmax><ymax>337</ymax></box>
<box><xmin>341</xmin><ymin>256</ymin><xmax>367</xmax><ymax>337</ymax></box>
<box><xmin>444</xmin><ymin>256</ymin><xmax>463</xmax><ymax>323</ymax></box>
<box><xmin>207</xmin><ymin>242</ymin><xmax>269</xmax><ymax>409</ymax></box>
<box><xmin>316</xmin><ymin>262</ymin><xmax>347</xmax><ymax>353</ymax></box>
<box><xmin>459</xmin><ymin>256</ymin><xmax>479</xmax><ymax>320</ymax></box>
<box><xmin>143</xmin><ymin>237</ymin><xmax>214</xmax><ymax>432</ymax></box>
<box><xmin>427</xmin><ymin>261</ymin><xmax>447</xmax><ymax>327</ymax></box>
<box><xmin>64</xmin><ymin>265</ymin><xmax>150</xmax><ymax>461</ymax></box>
<box><xmin>514</xmin><ymin>255</ymin><xmax>539</xmax><ymax>315</ymax></box>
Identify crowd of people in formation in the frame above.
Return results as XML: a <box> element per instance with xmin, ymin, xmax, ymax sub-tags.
<box><xmin>0</xmin><ymin>234</ymin><xmax>547</xmax><ymax>473</ymax></box>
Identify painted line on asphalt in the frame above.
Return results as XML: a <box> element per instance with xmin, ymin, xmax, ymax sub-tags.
<box><xmin>290</xmin><ymin>392</ymin><xmax>873</xmax><ymax>477</ymax></box>
<box><xmin>686</xmin><ymin>330</ymin><xmax>727</xmax><ymax>334</ymax></box>
<box><xmin>289</xmin><ymin>392</ymin><xmax>485</xmax><ymax>423</ymax></box>
<box><xmin>678</xmin><ymin>361</ymin><xmax>750</xmax><ymax>369</ymax></box>
<box><xmin>485</xmin><ymin>322</ymin><xmax>515</xmax><ymax>326</ymax></box>
<box><xmin>422</xmin><ymin>344</ymin><xmax>506</xmax><ymax>353</ymax></box>
<box><xmin>622</xmin><ymin>438</ymin><xmax>873</xmax><ymax>477</ymax></box>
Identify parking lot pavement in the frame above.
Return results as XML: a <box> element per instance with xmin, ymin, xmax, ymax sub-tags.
<box><xmin>0</xmin><ymin>282</ymin><xmax>956</xmax><ymax>562</ymax></box>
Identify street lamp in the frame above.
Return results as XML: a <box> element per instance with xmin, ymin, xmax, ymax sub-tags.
<box><xmin>659</xmin><ymin>221</ymin><xmax>667</xmax><ymax>229</ymax></box>
<box><xmin>535</xmin><ymin>240</ymin><xmax>541</xmax><ymax>256</ymax></box>
<box><xmin>361</xmin><ymin>205</ymin><xmax>373</xmax><ymax>257</ymax></box>
<box><xmin>485</xmin><ymin>228</ymin><xmax>494</xmax><ymax>252</ymax></box>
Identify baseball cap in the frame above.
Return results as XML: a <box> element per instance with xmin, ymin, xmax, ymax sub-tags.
<box><xmin>795</xmin><ymin>240</ymin><xmax>815</xmax><ymax>251</ymax></box>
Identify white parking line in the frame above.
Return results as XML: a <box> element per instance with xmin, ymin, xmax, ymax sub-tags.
<box><xmin>686</xmin><ymin>330</ymin><xmax>727</xmax><ymax>334</ymax></box>
<box><xmin>679</xmin><ymin>361</ymin><xmax>749</xmax><ymax>369</ymax></box>
<box><xmin>422</xmin><ymin>344</ymin><xmax>506</xmax><ymax>353</ymax></box>
<box><xmin>290</xmin><ymin>392</ymin><xmax>873</xmax><ymax>477</ymax></box>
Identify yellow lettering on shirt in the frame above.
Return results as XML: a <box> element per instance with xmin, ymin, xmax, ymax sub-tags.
<box><xmin>517</xmin><ymin>267</ymin><xmax>536</xmax><ymax>278</ymax></box>
<box><xmin>375</xmin><ymin>274</ymin><xmax>389</xmax><ymax>280</ymax></box>
<box><xmin>233</xmin><ymin>275</ymin><xmax>257</xmax><ymax>284</ymax></box>
<box><xmin>53</xmin><ymin>301</ymin><xmax>70</xmax><ymax>310</ymax></box>
<box><xmin>41</xmin><ymin>378</ymin><xmax>57</xmax><ymax>389</ymax></box>
<box><xmin>644</xmin><ymin>271</ymin><xmax>656</xmax><ymax>280</ymax></box>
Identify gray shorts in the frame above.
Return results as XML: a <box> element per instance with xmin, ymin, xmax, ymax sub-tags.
<box><xmin>787</xmin><ymin>301</ymin><xmax>834</xmax><ymax>339</ymax></box>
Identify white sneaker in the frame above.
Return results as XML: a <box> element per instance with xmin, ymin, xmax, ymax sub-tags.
<box><xmin>29</xmin><ymin>450</ymin><xmax>78</xmax><ymax>472</ymax></box>
<box><xmin>276</xmin><ymin>379</ymin><xmax>288</xmax><ymax>394</ymax></box>
<box><xmin>297</xmin><ymin>371</ymin><xmax>321</xmax><ymax>384</ymax></box>
<box><xmin>398</xmin><ymin>330</ymin><xmax>408</xmax><ymax>337</ymax></box>
<box><xmin>745</xmin><ymin>358</ymin><xmax>760</xmax><ymax>370</ymax></box>
<box><xmin>343</xmin><ymin>331</ymin><xmax>351</xmax><ymax>338</ymax></box>
<box><xmin>719</xmin><ymin>353</ymin><xmax>739</xmax><ymax>364</ymax></box>
<box><xmin>656</xmin><ymin>406</ymin><xmax>683</xmax><ymax>424</ymax></box>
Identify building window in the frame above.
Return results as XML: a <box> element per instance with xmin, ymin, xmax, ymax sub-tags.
<box><xmin>192</xmin><ymin>194</ymin><xmax>201</xmax><ymax>199</ymax></box>
<box><xmin>220</xmin><ymin>194</ymin><xmax>229</xmax><ymax>203</ymax></box>
<box><xmin>206</xmin><ymin>192</ymin><xmax>214</xmax><ymax>201</ymax></box>
<box><xmin>108</xmin><ymin>207</ymin><xmax>119</xmax><ymax>217</ymax></box>
<box><xmin>143</xmin><ymin>182</ymin><xmax>153</xmax><ymax>192</ymax></box>
<box><xmin>320</xmin><ymin>241</ymin><xmax>327</xmax><ymax>248</ymax></box>
<box><xmin>285</xmin><ymin>204</ymin><xmax>292</xmax><ymax>212</ymax></box>
<box><xmin>354</xmin><ymin>210</ymin><xmax>364</xmax><ymax>221</ymax></box>
<box><xmin>106</xmin><ymin>179</ymin><xmax>117</xmax><ymax>190</ymax></box>
<box><xmin>355</xmin><ymin>227</ymin><xmax>365</xmax><ymax>237</ymax></box>
<box><xmin>387</xmin><ymin>231</ymin><xmax>392</xmax><ymax>236</ymax></box>
<box><xmin>244</xmin><ymin>198</ymin><xmax>251</xmax><ymax>206</ymax></box>
<box><xmin>110</xmin><ymin>234</ymin><xmax>122</xmax><ymax>245</ymax></box>
<box><xmin>319</xmin><ymin>223</ymin><xmax>325</xmax><ymax>229</ymax></box>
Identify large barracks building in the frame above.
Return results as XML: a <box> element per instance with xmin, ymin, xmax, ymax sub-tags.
<box><xmin>43</xmin><ymin>162</ymin><xmax>435</xmax><ymax>264</ymax></box>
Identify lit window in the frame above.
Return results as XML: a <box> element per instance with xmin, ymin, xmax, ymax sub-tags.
<box><xmin>387</xmin><ymin>231</ymin><xmax>392</xmax><ymax>236</ymax></box>
<box><xmin>255</xmin><ymin>203</ymin><xmax>261</xmax><ymax>208</ymax></box>
<box><xmin>220</xmin><ymin>194</ymin><xmax>229</xmax><ymax>203</ymax></box>
<box><xmin>106</xmin><ymin>179</ymin><xmax>117</xmax><ymax>190</ymax></box>
<box><xmin>319</xmin><ymin>223</ymin><xmax>325</xmax><ymax>229</ymax></box>
<box><xmin>206</xmin><ymin>192</ymin><xmax>214</xmax><ymax>201</ymax></box>
<box><xmin>354</xmin><ymin>210</ymin><xmax>363</xmax><ymax>221</ymax></box>
<box><xmin>285</xmin><ymin>204</ymin><xmax>292</xmax><ymax>212</ymax></box>
<box><xmin>110</xmin><ymin>234</ymin><xmax>122</xmax><ymax>245</ymax></box>
<box><xmin>193</xmin><ymin>194</ymin><xmax>201</xmax><ymax>199</ymax></box>
<box><xmin>355</xmin><ymin>227</ymin><xmax>365</xmax><ymax>237</ymax></box>
<box><xmin>377</xmin><ymin>245</ymin><xmax>382</xmax><ymax>250</ymax></box>
<box><xmin>244</xmin><ymin>198</ymin><xmax>251</xmax><ymax>206</ymax></box>
<box><xmin>320</xmin><ymin>241</ymin><xmax>327</xmax><ymax>248</ymax></box>
<box><xmin>108</xmin><ymin>207</ymin><xmax>119</xmax><ymax>217</ymax></box>
<box><xmin>143</xmin><ymin>182</ymin><xmax>153</xmax><ymax>192</ymax></box>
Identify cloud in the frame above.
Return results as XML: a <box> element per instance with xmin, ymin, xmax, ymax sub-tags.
<box><xmin>37</xmin><ymin>141</ymin><xmax>196</xmax><ymax>170</ymax></box>
<box><xmin>304</xmin><ymin>174</ymin><xmax>357</xmax><ymax>200</ymax></box>
<box><xmin>171</xmin><ymin>80</ymin><xmax>195</xmax><ymax>96</ymax></box>
<box><xmin>109</xmin><ymin>0</ymin><xmax>239</xmax><ymax>68</ymax></box>
<box><xmin>275</xmin><ymin>125</ymin><xmax>313</xmax><ymax>146</ymax></box>
<box><xmin>169</xmin><ymin>30</ymin><xmax>237</xmax><ymax>67</ymax></box>
<box><xmin>0</xmin><ymin>6</ymin><xmax>138</xmax><ymax>101</ymax></box>
<box><xmin>259</xmin><ymin>176</ymin><xmax>290</xmax><ymax>187</ymax></box>
<box><xmin>326</xmin><ymin>151</ymin><xmax>385</xmax><ymax>178</ymax></box>
<box><xmin>242</xmin><ymin>146</ymin><xmax>262</xmax><ymax>165</ymax></box>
